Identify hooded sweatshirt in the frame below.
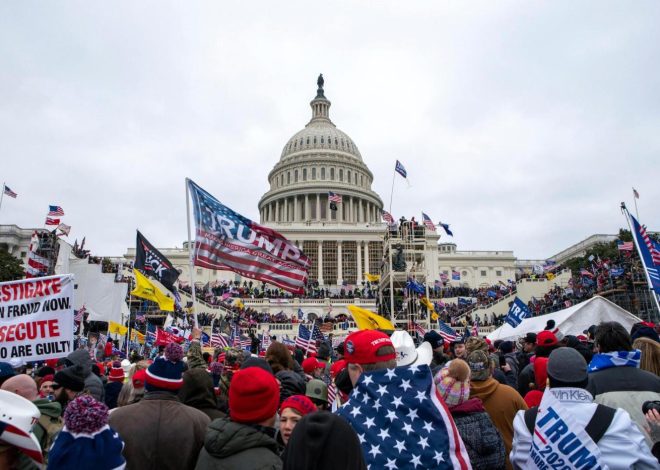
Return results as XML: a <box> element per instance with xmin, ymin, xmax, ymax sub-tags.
<box><xmin>179</xmin><ymin>368</ymin><xmax>226</xmax><ymax>421</ymax></box>
<box><xmin>66</xmin><ymin>348</ymin><xmax>104</xmax><ymax>401</ymax></box>
<box><xmin>195</xmin><ymin>418</ymin><xmax>282</xmax><ymax>470</ymax></box>
<box><xmin>470</xmin><ymin>377</ymin><xmax>527</xmax><ymax>469</ymax></box>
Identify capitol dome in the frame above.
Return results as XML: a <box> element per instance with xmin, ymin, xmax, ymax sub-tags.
<box><xmin>259</xmin><ymin>75</ymin><xmax>383</xmax><ymax>226</ymax></box>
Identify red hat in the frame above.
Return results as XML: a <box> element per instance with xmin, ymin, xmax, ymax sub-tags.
<box><xmin>96</xmin><ymin>362</ymin><xmax>106</xmax><ymax>376</ymax></box>
<box><xmin>576</xmin><ymin>334</ymin><xmax>589</xmax><ymax>344</ymax></box>
<box><xmin>132</xmin><ymin>369</ymin><xmax>147</xmax><ymax>388</ymax></box>
<box><xmin>41</xmin><ymin>374</ymin><xmax>54</xmax><ymax>383</ymax></box>
<box><xmin>330</xmin><ymin>359</ymin><xmax>347</xmax><ymax>379</ymax></box>
<box><xmin>279</xmin><ymin>394</ymin><xmax>316</xmax><ymax>416</ymax></box>
<box><xmin>302</xmin><ymin>357</ymin><xmax>323</xmax><ymax>375</ymax></box>
<box><xmin>524</xmin><ymin>390</ymin><xmax>544</xmax><ymax>408</ymax></box>
<box><xmin>229</xmin><ymin>367</ymin><xmax>279</xmax><ymax>424</ymax></box>
<box><xmin>343</xmin><ymin>330</ymin><xmax>395</xmax><ymax>365</ymax></box>
<box><xmin>108</xmin><ymin>362</ymin><xmax>125</xmax><ymax>383</ymax></box>
<box><xmin>45</xmin><ymin>359</ymin><xmax>59</xmax><ymax>369</ymax></box>
<box><xmin>536</xmin><ymin>331</ymin><xmax>558</xmax><ymax>347</ymax></box>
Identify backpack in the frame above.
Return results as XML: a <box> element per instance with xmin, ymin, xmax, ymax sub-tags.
<box><xmin>37</xmin><ymin>413</ymin><xmax>64</xmax><ymax>461</ymax></box>
<box><xmin>524</xmin><ymin>404</ymin><xmax>616</xmax><ymax>443</ymax></box>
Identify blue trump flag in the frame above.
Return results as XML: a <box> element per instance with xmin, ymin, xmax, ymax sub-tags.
<box><xmin>337</xmin><ymin>365</ymin><xmax>471</xmax><ymax>469</ymax></box>
<box><xmin>505</xmin><ymin>297</ymin><xmax>530</xmax><ymax>328</ymax></box>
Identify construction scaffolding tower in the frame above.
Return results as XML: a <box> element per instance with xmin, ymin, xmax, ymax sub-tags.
<box><xmin>378</xmin><ymin>221</ymin><xmax>437</xmax><ymax>335</ymax></box>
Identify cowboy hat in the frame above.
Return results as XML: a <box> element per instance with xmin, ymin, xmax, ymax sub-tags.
<box><xmin>0</xmin><ymin>389</ymin><xmax>43</xmax><ymax>464</ymax></box>
<box><xmin>390</xmin><ymin>330</ymin><xmax>433</xmax><ymax>367</ymax></box>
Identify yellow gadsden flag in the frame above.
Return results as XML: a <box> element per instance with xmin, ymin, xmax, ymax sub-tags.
<box><xmin>130</xmin><ymin>330</ymin><xmax>146</xmax><ymax>344</ymax></box>
<box><xmin>131</xmin><ymin>269</ymin><xmax>175</xmax><ymax>312</ymax></box>
<box><xmin>364</xmin><ymin>273</ymin><xmax>380</xmax><ymax>282</ymax></box>
<box><xmin>420</xmin><ymin>296</ymin><xmax>439</xmax><ymax>321</ymax></box>
<box><xmin>347</xmin><ymin>305</ymin><xmax>395</xmax><ymax>332</ymax></box>
<box><xmin>108</xmin><ymin>321</ymin><xmax>128</xmax><ymax>336</ymax></box>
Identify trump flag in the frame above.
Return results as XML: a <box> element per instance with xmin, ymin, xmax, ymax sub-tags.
<box><xmin>187</xmin><ymin>179</ymin><xmax>310</xmax><ymax>294</ymax></box>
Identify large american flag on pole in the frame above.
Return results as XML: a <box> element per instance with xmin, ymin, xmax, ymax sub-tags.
<box><xmin>187</xmin><ymin>179</ymin><xmax>310</xmax><ymax>294</ymax></box>
<box><xmin>210</xmin><ymin>332</ymin><xmax>229</xmax><ymax>348</ymax></box>
<box><xmin>337</xmin><ymin>365</ymin><xmax>471</xmax><ymax>469</ymax></box>
<box><xmin>295</xmin><ymin>324</ymin><xmax>317</xmax><ymax>353</ymax></box>
<box><xmin>422</xmin><ymin>212</ymin><xmax>436</xmax><ymax>232</ymax></box>
<box><xmin>382</xmin><ymin>210</ymin><xmax>395</xmax><ymax>225</ymax></box>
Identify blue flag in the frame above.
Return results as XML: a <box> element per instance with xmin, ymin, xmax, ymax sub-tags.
<box><xmin>629</xmin><ymin>212</ymin><xmax>660</xmax><ymax>298</ymax></box>
<box><xmin>395</xmin><ymin>160</ymin><xmax>407</xmax><ymax>178</ymax></box>
<box><xmin>336</xmin><ymin>365</ymin><xmax>471</xmax><ymax>469</ymax></box>
<box><xmin>439</xmin><ymin>222</ymin><xmax>453</xmax><ymax>237</ymax></box>
<box><xmin>505</xmin><ymin>297</ymin><xmax>530</xmax><ymax>328</ymax></box>
<box><xmin>486</xmin><ymin>290</ymin><xmax>497</xmax><ymax>299</ymax></box>
<box><xmin>610</xmin><ymin>268</ymin><xmax>624</xmax><ymax>278</ymax></box>
<box><xmin>457</xmin><ymin>297</ymin><xmax>472</xmax><ymax>307</ymax></box>
<box><xmin>406</xmin><ymin>279</ymin><xmax>426</xmax><ymax>295</ymax></box>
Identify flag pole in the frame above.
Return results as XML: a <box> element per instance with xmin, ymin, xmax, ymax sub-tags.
<box><xmin>185</xmin><ymin>178</ymin><xmax>200</xmax><ymax>329</ymax></box>
<box><xmin>0</xmin><ymin>182</ymin><xmax>5</xmax><ymax>214</ymax></box>
<box><xmin>632</xmin><ymin>188</ymin><xmax>640</xmax><ymax>221</ymax></box>
<box><xmin>388</xmin><ymin>167</ymin><xmax>396</xmax><ymax>217</ymax></box>
<box><xmin>621</xmin><ymin>203</ymin><xmax>660</xmax><ymax>318</ymax></box>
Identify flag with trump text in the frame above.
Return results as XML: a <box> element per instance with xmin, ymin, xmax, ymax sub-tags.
<box><xmin>337</xmin><ymin>365</ymin><xmax>471</xmax><ymax>469</ymax></box>
<box><xmin>187</xmin><ymin>179</ymin><xmax>310</xmax><ymax>294</ymax></box>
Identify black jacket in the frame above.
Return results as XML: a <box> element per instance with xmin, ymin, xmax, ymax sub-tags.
<box><xmin>195</xmin><ymin>418</ymin><xmax>282</xmax><ymax>470</ymax></box>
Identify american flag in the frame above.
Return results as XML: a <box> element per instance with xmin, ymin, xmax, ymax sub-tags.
<box><xmin>421</xmin><ymin>212</ymin><xmax>436</xmax><ymax>232</ymax></box>
<box><xmin>295</xmin><ymin>324</ymin><xmax>317</xmax><ymax>353</ymax></box>
<box><xmin>45</xmin><ymin>217</ymin><xmax>60</xmax><ymax>226</ymax></box>
<box><xmin>99</xmin><ymin>333</ymin><xmax>108</xmax><ymax>345</ymax></box>
<box><xmin>48</xmin><ymin>205</ymin><xmax>65</xmax><ymax>216</ymax></box>
<box><xmin>74</xmin><ymin>306</ymin><xmax>86</xmax><ymax>322</ymax></box>
<box><xmin>327</xmin><ymin>382</ymin><xmax>337</xmax><ymax>407</ymax></box>
<box><xmin>580</xmin><ymin>269</ymin><xmax>594</xmax><ymax>278</ymax></box>
<box><xmin>617</xmin><ymin>241</ymin><xmax>633</xmax><ymax>251</ymax></box>
<box><xmin>412</xmin><ymin>321</ymin><xmax>427</xmax><ymax>337</ymax></box>
<box><xmin>3</xmin><ymin>185</ymin><xmax>17</xmax><ymax>198</ymax></box>
<box><xmin>311</xmin><ymin>324</ymin><xmax>326</xmax><ymax>342</ymax></box>
<box><xmin>437</xmin><ymin>320</ymin><xmax>459</xmax><ymax>342</ymax></box>
<box><xmin>337</xmin><ymin>365</ymin><xmax>471</xmax><ymax>469</ymax></box>
<box><xmin>382</xmin><ymin>210</ymin><xmax>395</xmax><ymax>225</ymax></box>
<box><xmin>187</xmin><ymin>179</ymin><xmax>310</xmax><ymax>295</ymax></box>
<box><xmin>211</xmin><ymin>332</ymin><xmax>229</xmax><ymax>348</ymax></box>
<box><xmin>471</xmin><ymin>319</ymin><xmax>479</xmax><ymax>337</ymax></box>
<box><xmin>328</xmin><ymin>191</ymin><xmax>342</xmax><ymax>204</ymax></box>
<box><xmin>638</xmin><ymin>222</ymin><xmax>660</xmax><ymax>266</ymax></box>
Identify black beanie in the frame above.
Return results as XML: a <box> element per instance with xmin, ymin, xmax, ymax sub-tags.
<box><xmin>334</xmin><ymin>368</ymin><xmax>353</xmax><ymax>396</ymax></box>
<box><xmin>282</xmin><ymin>411</ymin><xmax>367</xmax><ymax>470</ymax></box>
<box><xmin>54</xmin><ymin>365</ymin><xmax>85</xmax><ymax>392</ymax></box>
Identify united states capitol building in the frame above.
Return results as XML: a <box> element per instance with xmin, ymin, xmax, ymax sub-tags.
<box><xmin>0</xmin><ymin>76</ymin><xmax>615</xmax><ymax>320</ymax></box>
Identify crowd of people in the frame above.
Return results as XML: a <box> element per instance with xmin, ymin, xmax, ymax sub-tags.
<box><xmin>2</xmin><ymin>316</ymin><xmax>659</xmax><ymax>469</ymax></box>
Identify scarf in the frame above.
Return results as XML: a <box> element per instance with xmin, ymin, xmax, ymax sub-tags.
<box><xmin>587</xmin><ymin>350</ymin><xmax>641</xmax><ymax>373</ymax></box>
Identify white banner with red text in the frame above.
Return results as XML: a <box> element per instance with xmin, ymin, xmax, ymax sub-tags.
<box><xmin>0</xmin><ymin>274</ymin><xmax>74</xmax><ymax>362</ymax></box>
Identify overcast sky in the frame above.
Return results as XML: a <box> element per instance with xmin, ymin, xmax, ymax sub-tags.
<box><xmin>1</xmin><ymin>1</ymin><xmax>658</xmax><ymax>260</ymax></box>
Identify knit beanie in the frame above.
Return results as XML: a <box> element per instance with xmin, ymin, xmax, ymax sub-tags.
<box><xmin>280</xmin><ymin>394</ymin><xmax>317</xmax><ymax>417</ymax></box>
<box><xmin>145</xmin><ymin>343</ymin><xmax>185</xmax><ymax>392</ymax></box>
<box><xmin>48</xmin><ymin>395</ymin><xmax>126</xmax><ymax>470</ymax></box>
<box><xmin>53</xmin><ymin>365</ymin><xmax>85</xmax><ymax>392</ymax></box>
<box><xmin>229</xmin><ymin>367</ymin><xmax>279</xmax><ymax>424</ymax></box>
<box><xmin>533</xmin><ymin>356</ymin><xmax>550</xmax><ymax>391</ymax></box>
<box><xmin>108</xmin><ymin>361</ymin><xmax>125</xmax><ymax>383</ymax></box>
<box><xmin>435</xmin><ymin>360</ymin><xmax>471</xmax><ymax>407</ymax></box>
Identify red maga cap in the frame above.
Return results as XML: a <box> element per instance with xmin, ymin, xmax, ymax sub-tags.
<box><xmin>343</xmin><ymin>330</ymin><xmax>396</xmax><ymax>365</ymax></box>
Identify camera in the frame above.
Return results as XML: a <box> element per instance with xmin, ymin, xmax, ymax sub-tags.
<box><xmin>642</xmin><ymin>400</ymin><xmax>660</xmax><ymax>415</ymax></box>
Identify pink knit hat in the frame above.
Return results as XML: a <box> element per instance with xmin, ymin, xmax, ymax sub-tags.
<box><xmin>434</xmin><ymin>360</ymin><xmax>471</xmax><ymax>407</ymax></box>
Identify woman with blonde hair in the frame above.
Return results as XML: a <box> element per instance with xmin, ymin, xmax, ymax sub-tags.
<box><xmin>633</xmin><ymin>337</ymin><xmax>660</xmax><ymax>376</ymax></box>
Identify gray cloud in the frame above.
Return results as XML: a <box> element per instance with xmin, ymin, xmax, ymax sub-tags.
<box><xmin>0</xmin><ymin>1</ymin><xmax>658</xmax><ymax>260</ymax></box>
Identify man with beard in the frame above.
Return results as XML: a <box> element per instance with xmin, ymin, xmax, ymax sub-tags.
<box><xmin>51</xmin><ymin>365</ymin><xmax>86</xmax><ymax>413</ymax></box>
<box><xmin>424</xmin><ymin>330</ymin><xmax>447</xmax><ymax>373</ymax></box>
